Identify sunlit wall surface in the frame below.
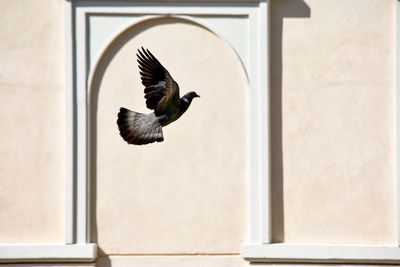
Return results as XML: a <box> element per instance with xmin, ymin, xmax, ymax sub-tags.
<box><xmin>271</xmin><ymin>0</ymin><xmax>396</xmax><ymax>244</ymax></box>
<box><xmin>94</xmin><ymin>20</ymin><xmax>248</xmax><ymax>255</ymax></box>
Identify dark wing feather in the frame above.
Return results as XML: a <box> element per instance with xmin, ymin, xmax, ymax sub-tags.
<box><xmin>137</xmin><ymin>47</ymin><xmax>180</xmax><ymax>116</ymax></box>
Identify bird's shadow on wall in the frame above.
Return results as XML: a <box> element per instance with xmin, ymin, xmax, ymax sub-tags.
<box><xmin>89</xmin><ymin>17</ymin><xmax>212</xmax><ymax>266</ymax></box>
<box><xmin>270</xmin><ymin>0</ymin><xmax>310</xmax><ymax>242</ymax></box>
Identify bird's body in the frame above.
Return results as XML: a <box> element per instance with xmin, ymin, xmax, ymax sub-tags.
<box><xmin>117</xmin><ymin>48</ymin><xmax>199</xmax><ymax>145</ymax></box>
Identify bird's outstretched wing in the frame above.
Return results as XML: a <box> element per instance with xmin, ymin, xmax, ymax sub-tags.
<box><xmin>137</xmin><ymin>47</ymin><xmax>180</xmax><ymax>116</ymax></box>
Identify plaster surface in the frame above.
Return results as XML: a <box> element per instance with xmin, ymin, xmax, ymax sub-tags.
<box><xmin>0</xmin><ymin>0</ymin><xmax>65</xmax><ymax>242</ymax></box>
<box><xmin>270</xmin><ymin>0</ymin><xmax>396</xmax><ymax>244</ymax></box>
<box><xmin>93</xmin><ymin>20</ymin><xmax>248</xmax><ymax>254</ymax></box>
<box><xmin>96</xmin><ymin>255</ymin><xmax>245</xmax><ymax>267</ymax></box>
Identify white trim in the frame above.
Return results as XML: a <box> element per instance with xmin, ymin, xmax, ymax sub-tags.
<box><xmin>70</xmin><ymin>0</ymin><xmax>268</xmax><ymax>252</ymax></box>
<box><xmin>64</xmin><ymin>0</ymin><xmax>75</xmax><ymax>246</ymax></box>
<box><xmin>86</xmin><ymin>14</ymin><xmax>251</xmax><ymax>97</ymax></box>
<box><xmin>258</xmin><ymin>0</ymin><xmax>271</xmax><ymax>245</ymax></box>
<box><xmin>396</xmin><ymin>0</ymin><xmax>400</xmax><ymax>246</ymax></box>
<box><xmin>75</xmin><ymin>5</ymin><xmax>89</xmax><ymax>245</ymax></box>
<box><xmin>59</xmin><ymin>0</ymin><xmax>271</xmax><ymax>264</ymax></box>
<box><xmin>0</xmin><ymin>244</ymin><xmax>97</xmax><ymax>263</ymax></box>
<box><xmin>242</xmin><ymin>244</ymin><xmax>400</xmax><ymax>264</ymax></box>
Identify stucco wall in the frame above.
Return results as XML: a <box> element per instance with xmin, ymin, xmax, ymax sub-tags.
<box><xmin>94</xmin><ymin>19</ymin><xmax>248</xmax><ymax>255</ymax></box>
<box><xmin>0</xmin><ymin>0</ymin><xmax>397</xmax><ymax>266</ymax></box>
<box><xmin>271</xmin><ymin>0</ymin><xmax>396</xmax><ymax>244</ymax></box>
<box><xmin>0</xmin><ymin>0</ymin><xmax>65</xmax><ymax>243</ymax></box>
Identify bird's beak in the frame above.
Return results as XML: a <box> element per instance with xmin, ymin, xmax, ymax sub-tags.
<box><xmin>195</xmin><ymin>94</ymin><xmax>200</xmax><ymax>98</ymax></box>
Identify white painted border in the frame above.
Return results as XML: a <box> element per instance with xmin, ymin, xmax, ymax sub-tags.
<box><xmin>57</xmin><ymin>0</ymin><xmax>269</xmax><ymax>264</ymax></box>
<box><xmin>0</xmin><ymin>244</ymin><xmax>96</xmax><ymax>263</ymax></box>
<box><xmin>242</xmin><ymin>244</ymin><xmax>400</xmax><ymax>264</ymax></box>
<box><xmin>64</xmin><ymin>0</ymin><xmax>75</xmax><ymax>246</ymax></box>
<box><xmin>397</xmin><ymin>0</ymin><xmax>400</xmax><ymax>246</ymax></box>
<box><xmin>71</xmin><ymin>0</ymin><xmax>269</xmax><ymax>249</ymax></box>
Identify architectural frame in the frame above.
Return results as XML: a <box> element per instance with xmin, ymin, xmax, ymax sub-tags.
<box><xmin>68</xmin><ymin>0</ymin><xmax>270</xmax><ymax>264</ymax></box>
<box><xmin>1</xmin><ymin>0</ymin><xmax>400</xmax><ymax>264</ymax></box>
<box><xmin>66</xmin><ymin>0</ymin><xmax>269</xmax><ymax>250</ymax></box>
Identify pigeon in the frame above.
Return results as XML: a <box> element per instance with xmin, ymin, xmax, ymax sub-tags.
<box><xmin>117</xmin><ymin>47</ymin><xmax>200</xmax><ymax>145</ymax></box>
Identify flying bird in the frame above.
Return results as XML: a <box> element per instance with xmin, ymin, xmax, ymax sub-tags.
<box><xmin>117</xmin><ymin>47</ymin><xmax>200</xmax><ymax>145</ymax></box>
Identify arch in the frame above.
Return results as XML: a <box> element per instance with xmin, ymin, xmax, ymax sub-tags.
<box><xmin>65</xmin><ymin>2</ymin><xmax>269</xmax><ymax>250</ymax></box>
<box><xmin>87</xmin><ymin>15</ymin><xmax>251</xmax><ymax>246</ymax></box>
<box><xmin>87</xmin><ymin>15</ymin><xmax>249</xmax><ymax>102</ymax></box>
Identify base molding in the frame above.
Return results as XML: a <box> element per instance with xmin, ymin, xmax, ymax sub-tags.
<box><xmin>96</xmin><ymin>255</ymin><xmax>243</xmax><ymax>267</ymax></box>
<box><xmin>0</xmin><ymin>244</ymin><xmax>97</xmax><ymax>263</ymax></box>
<box><xmin>242</xmin><ymin>244</ymin><xmax>400</xmax><ymax>264</ymax></box>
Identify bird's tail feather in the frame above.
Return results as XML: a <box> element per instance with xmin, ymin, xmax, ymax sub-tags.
<box><xmin>117</xmin><ymin>107</ymin><xmax>164</xmax><ymax>145</ymax></box>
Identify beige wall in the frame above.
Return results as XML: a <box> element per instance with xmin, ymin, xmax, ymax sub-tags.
<box><xmin>97</xmin><ymin>255</ymin><xmax>245</xmax><ymax>267</ymax></box>
<box><xmin>94</xmin><ymin>19</ymin><xmax>248</xmax><ymax>255</ymax></box>
<box><xmin>0</xmin><ymin>0</ymin><xmax>65</xmax><ymax>242</ymax></box>
<box><xmin>271</xmin><ymin>0</ymin><xmax>396</xmax><ymax>244</ymax></box>
<box><xmin>0</xmin><ymin>0</ymin><xmax>397</xmax><ymax>265</ymax></box>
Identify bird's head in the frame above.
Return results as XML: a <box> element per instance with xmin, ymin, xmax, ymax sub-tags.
<box><xmin>182</xmin><ymin>91</ymin><xmax>200</xmax><ymax>103</ymax></box>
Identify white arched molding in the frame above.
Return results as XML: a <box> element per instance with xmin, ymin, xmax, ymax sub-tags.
<box><xmin>64</xmin><ymin>0</ymin><xmax>270</xmax><ymax>264</ymax></box>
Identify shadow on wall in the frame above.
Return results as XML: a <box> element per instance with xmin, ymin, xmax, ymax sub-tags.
<box><xmin>89</xmin><ymin>18</ymin><xmax>215</xmax><ymax>266</ymax></box>
<box><xmin>270</xmin><ymin>0</ymin><xmax>310</xmax><ymax>243</ymax></box>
